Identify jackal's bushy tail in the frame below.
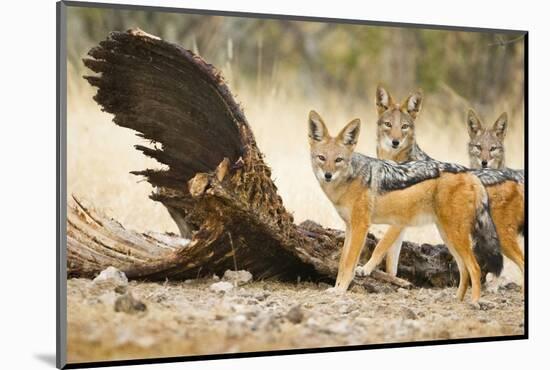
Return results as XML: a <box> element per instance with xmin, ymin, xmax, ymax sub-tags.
<box><xmin>472</xmin><ymin>191</ymin><xmax>503</xmax><ymax>276</ymax></box>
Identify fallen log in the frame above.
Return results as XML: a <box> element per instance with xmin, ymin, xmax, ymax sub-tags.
<box><xmin>75</xmin><ymin>28</ymin><xmax>463</xmax><ymax>289</ymax></box>
<box><xmin>67</xmin><ymin>194</ymin><xmax>450</xmax><ymax>290</ymax></box>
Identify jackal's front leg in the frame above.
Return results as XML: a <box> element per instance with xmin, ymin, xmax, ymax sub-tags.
<box><xmin>356</xmin><ymin>225</ymin><xmax>405</xmax><ymax>277</ymax></box>
<box><xmin>334</xmin><ymin>216</ymin><xmax>370</xmax><ymax>292</ymax></box>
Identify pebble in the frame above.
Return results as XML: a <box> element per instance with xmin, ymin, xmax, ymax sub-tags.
<box><xmin>286</xmin><ymin>304</ymin><xmax>305</xmax><ymax>324</ymax></box>
<box><xmin>114</xmin><ymin>292</ymin><xmax>147</xmax><ymax>314</ymax></box>
<box><xmin>502</xmin><ymin>282</ymin><xmax>521</xmax><ymax>292</ymax></box>
<box><xmin>209</xmin><ymin>281</ymin><xmax>234</xmax><ymax>293</ymax></box>
<box><xmin>93</xmin><ymin>266</ymin><xmax>128</xmax><ymax>289</ymax></box>
<box><xmin>478</xmin><ymin>300</ymin><xmax>496</xmax><ymax>311</ymax></box>
<box><xmin>223</xmin><ymin>270</ymin><xmax>253</xmax><ymax>285</ymax></box>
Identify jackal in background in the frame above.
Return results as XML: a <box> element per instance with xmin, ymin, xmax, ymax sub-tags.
<box><xmin>363</xmin><ymin>86</ymin><xmax>524</xmax><ymax>284</ymax></box>
<box><xmin>467</xmin><ymin>109</ymin><xmax>508</xmax><ymax>169</ymax></box>
<box><xmin>308</xmin><ymin>110</ymin><xmax>502</xmax><ymax>303</ymax></box>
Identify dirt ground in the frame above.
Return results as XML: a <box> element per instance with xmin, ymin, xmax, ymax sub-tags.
<box><xmin>66</xmin><ymin>273</ymin><xmax>524</xmax><ymax>364</ymax></box>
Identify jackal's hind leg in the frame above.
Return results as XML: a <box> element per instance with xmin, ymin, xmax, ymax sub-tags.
<box><xmin>436</xmin><ymin>224</ymin><xmax>474</xmax><ymax>302</ymax></box>
<box><xmin>454</xmin><ymin>255</ymin><xmax>469</xmax><ymax>301</ymax></box>
<box><xmin>500</xmin><ymin>229</ymin><xmax>525</xmax><ymax>277</ymax></box>
<box><xmin>459</xmin><ymin>248</ymin><xmax>481</xmax><ymax>303</ymax></box>
<box><xmin>485</xmin><ymin>232</ymin><xmax>524</xmax><ymax>293</ymax></box>
<box><xmin>448</xmin><ymin>235</ymin><xmax>481</xmax><ymax>303</ymax></box>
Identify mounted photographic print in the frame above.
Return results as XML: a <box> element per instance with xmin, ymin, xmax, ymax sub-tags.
<box><xmin>57</xmin><ymin>1</ymin><xmax>527</xmax><ymax>368</ymax></box>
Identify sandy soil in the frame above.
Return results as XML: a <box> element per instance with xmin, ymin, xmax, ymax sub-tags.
<box><xmin>66</xmin><ymin>274</ymin><xmax>524</xmax><ymax>364</ymax></box>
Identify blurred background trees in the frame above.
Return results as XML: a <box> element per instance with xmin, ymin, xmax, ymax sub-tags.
<box><xmin>68</xmin><ymin>7</ymin><xmax>525</xmax><ymax>121</ymax></box>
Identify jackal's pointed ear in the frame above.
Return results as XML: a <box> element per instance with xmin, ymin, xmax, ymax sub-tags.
<box><xmin>308</xmin><ymin>110</ymin><xmax>329</xmax><ymax>144</ymax></box>
<box><xmin>376</xmin><ymin>85</ymin><xmax>394</xmax><ymax>115</ymax></box>
<box><xmin>403</xmin><ymin>89</ymin><xmax>423</xmax><ymax>119</ymax></box>
<box><xmin>337</xmin><ymin>119</ymin><xmax>361</xmax><ymax>149</ymax></box>
<box><xmin>467</xmin><ymin>109</ymin><xmax>483</xmax><ymax>139</ymax></box>
<box><xmin>492</xmin><ymin>112</ymin><xmax>508</xmax><ymax>141</ymax></box>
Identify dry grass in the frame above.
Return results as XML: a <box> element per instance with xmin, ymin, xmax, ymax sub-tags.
<box><xmin>67</xmin><ymin>59</ymin><xmax>525</xmax><ymax>282</ymax></box>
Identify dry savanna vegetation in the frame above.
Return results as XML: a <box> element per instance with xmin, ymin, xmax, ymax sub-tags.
<box><xmin>65</xmin><ymin>6</ymin><xmax>525</xmax><ymax>363</ymax></box>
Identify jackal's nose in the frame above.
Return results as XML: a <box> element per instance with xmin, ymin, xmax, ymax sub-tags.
<box><xmin>324</xmin><ymin>172</ymin><xmax>333</xmax><ymax>181</ymax></box>
<box><xmin>391</xmin><ymin>139</ymin><xmax>400</xmax><ymax>148</ymax></box>
<box><xmin>481</xmin><ymin>160</ymin><xmax>488</xmax><ymax>168</ymax></box>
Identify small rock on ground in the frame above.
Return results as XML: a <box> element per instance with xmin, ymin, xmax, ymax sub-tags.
<box><xmin>286</xmin><ymin>304</ymin><xmax>304</xmax><ymax>324</ymax></box>
<box><xmin>114</xmin><ymin>292</ymin><xmax>147</xmax><ymax>314</ymax></box>
<box><xmin>209</xmin><ymin>281</ymin><xmax>234</xmax><ymax>293</ymax></box>
<box><xmin>223</xmin><ymin>270</ymin><xmax>253</xmax><ymax>285</ymax></box>
<box><xmin>93</xmin><ymin>266</ymin><xmax>128</xmax><ymax>289</ymax></box>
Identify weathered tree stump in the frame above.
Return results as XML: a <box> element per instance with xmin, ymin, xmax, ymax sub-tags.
<box><xmin>75</xmin><ymin>29</ymin><xmax>461</xmax><ymax>289</ymax></box>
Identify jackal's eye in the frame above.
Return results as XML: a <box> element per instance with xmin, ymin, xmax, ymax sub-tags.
<box><xmin>384</xmin><ymin>121</ymin><xmax>392</xmax><ymax>128</ymax></box>
<box><xmin>335</xmin><ymin>157</ymin><xmax>344</xmax><ymax>163</ymax></box>
<box><xmin>317</xmin><ymin>155</ymin><xmax>326</xmax><ymax>161</ymax></box>
<box><xmin>401</xmin><ymin>123</ymin><xmax>410</xmax><ymax>130</ymax></box>
<box><xmin>490</xmin><ymin>146</ymin><xmax>500</xmax><ymax>152</ymax></box>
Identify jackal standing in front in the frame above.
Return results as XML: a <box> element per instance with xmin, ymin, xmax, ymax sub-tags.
<box><xmin>308</xmin><ymin>110</ymin><xmax>503</xmax><ymax>303</ymax></box>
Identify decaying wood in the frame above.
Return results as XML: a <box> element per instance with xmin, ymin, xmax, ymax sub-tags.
<box><xmin>67</xmin><ymin>194</ymin><xmax>454</xmax><ymax>290</ymax></box>
<box><xmin>75</xmin><ymin>28</ymin><xmax>464</xmax><ymax>289</ymax></box>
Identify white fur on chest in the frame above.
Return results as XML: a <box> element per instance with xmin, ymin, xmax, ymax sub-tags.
<box><xmin>334</xmin><ymin>204</ymin><xmax>351</xmax><ymax>223</ymax></box>
<box><xmin>317</xmin><ymin>181</ymin><xmax>351</xmax><ymax>224</ymax></box>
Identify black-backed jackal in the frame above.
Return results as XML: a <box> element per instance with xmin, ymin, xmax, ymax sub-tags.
<box><xmin>363</xmin><ymin>86</ymin><xmax>524</xmax><ymax>284</ymax></box>
<box><xmin>308</xmin><ymin>110</ymin><xmax>503</xmax><ymax>304</ymax></box>
<box><xmin>467</xmin><ymin>109</ymin><xmax>508</xmax><ymax>169</ymax></box>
